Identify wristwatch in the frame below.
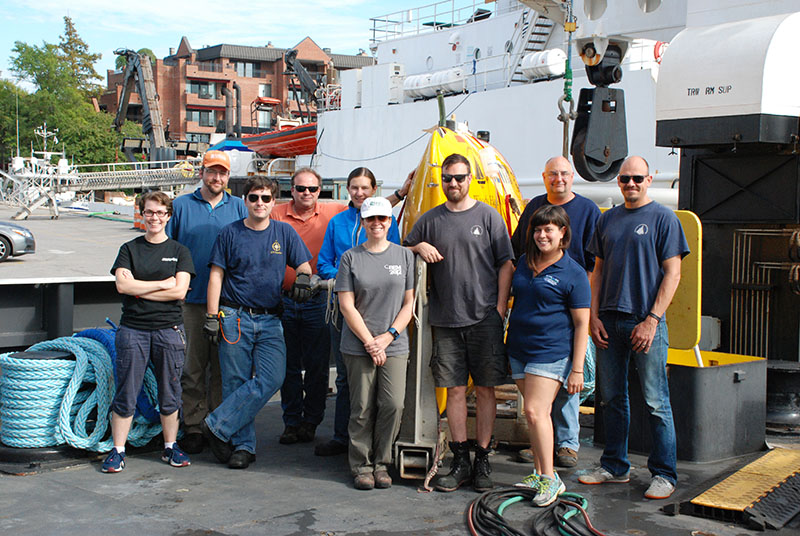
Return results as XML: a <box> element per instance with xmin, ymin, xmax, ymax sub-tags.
<box><xmin>387</xmin><ymin>327</ymin><xmax>400</xmax><ymax>340</ymax></box>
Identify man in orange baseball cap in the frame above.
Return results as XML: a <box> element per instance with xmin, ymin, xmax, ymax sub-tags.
<box><xmin>202</xmin><ymin>150</ymin><xmax>231</xmax><ymax>171</ymax></box>
<box><xmin>166</xmin><ymin>149</ymin><xmax>246</xmax><ymax>455</ymax></box>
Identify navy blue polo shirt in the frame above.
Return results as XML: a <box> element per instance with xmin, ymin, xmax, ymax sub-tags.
<box><xmin>506</xmin><ymin>253</ymin><xmax>591</xmax><ymax>363</ymax></box>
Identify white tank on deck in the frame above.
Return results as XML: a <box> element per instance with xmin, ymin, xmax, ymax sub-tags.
<box><xmin>57</xmin><ymin>158</ymin><xmax>70</xmax><ymax>175</ymax></box>
<box><xmin>520</xmin><ymin>49</ymin><xmax>567</xmax><ymax>80</ymax></box>
<box><xmin>11</xmin><ymin>157</ymin><xmax>24</xmax><ymax>173</ymax></box>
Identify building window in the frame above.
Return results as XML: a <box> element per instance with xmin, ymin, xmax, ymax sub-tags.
<box><xmin>187</xmin><ymin>109</ymin><xmax>215</xmax><ymax>127</ymax></box>
<box><xmin>259</xmin><ymin>83</ymin><xmax>272</xmax><ymax>98</ymax></box>
<box><xmin>187</xmin><ymin>81</ymin><xmax>217</xmax><ymax>99</ymax></box>
<box><xmin>186</xmin><ymin>132</ymin><xmax>210</xmax><ymax>143</ymax></box>
<box><xmin>235</xmin><ymin>61</ymin><xmax>259</xmax><ymax>77</ymax></box>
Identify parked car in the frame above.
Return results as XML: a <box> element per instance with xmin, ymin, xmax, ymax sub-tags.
<box><xmin>0</xmin><ymin>221</ymin><xmax>36</xmax><ymax>262</ymax></box>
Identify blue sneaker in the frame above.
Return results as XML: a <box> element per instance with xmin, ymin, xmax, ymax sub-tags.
<box><xmin>102</xmin><ymin>448</ymin><xmax>126</xmax><ymax>473</ymax></box>
<box><xmin>162</xmin><ymin>445</ymin><xmax>191</xmax><ymax>467</ymax></box>
<box><xmin>533</xmin><ymin>473</ymin><xmax>566</xmax><ymax>507</ymax></box>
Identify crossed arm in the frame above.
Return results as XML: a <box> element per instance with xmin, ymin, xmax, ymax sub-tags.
<box><xmin>115</xmin><ymin>268</ymin><xmax>191</xmax><ymax>302</ymax></box>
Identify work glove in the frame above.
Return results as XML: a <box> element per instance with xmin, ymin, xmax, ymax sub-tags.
<box><xmin>290</xmin><ymin>273</ymin><xmax>320</xmax><ymax>303</ymax></box>
<box><xmin>203</xmin><ymin>313</ymin><xmax>220</xmax><ymax>344</ymax></box>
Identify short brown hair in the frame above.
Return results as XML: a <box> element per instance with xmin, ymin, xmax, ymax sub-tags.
<box><xmin>138</xmin><ymin>190</ymin><xmax>172</xmax><ymax>215</ymax></box>
<box><xmin>243</xmin><ymin>175</ymin><xmax>278</xmax><ymax>197</ymax></box>
<box><xmin>291</xmin><ymin>167</ymin><xmax>322</xmax><ymax>187</ymax></box>
<box><xmin>441</xmin><ymin>153</ymin><xmax>471</xmax><ymax>174</ymax></box>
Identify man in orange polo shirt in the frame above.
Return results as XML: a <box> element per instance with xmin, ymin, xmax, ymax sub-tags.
<box><xmin>272</xmin><ymin>167</ymin><xmax>347</xmax><ymax>444</ymax></box>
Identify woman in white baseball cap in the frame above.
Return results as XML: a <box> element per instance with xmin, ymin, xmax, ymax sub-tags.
<box><xmin>334</xmin><ymin>197</ymin><xmax>415</xmax><ymax>490</ymax></box>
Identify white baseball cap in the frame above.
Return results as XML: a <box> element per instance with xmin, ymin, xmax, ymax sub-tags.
<box><xmin>360</xmin><ymin>197</ymin><xmax>393</xmax><ymax>219</ymax></box>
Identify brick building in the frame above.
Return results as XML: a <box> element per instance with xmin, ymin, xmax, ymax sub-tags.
<box><xmin>99</xmin><ymin>36</ymin><xmax>374</xmax><ymax>144</ymax></box>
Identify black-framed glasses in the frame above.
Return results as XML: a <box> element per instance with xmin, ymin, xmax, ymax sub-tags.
<box><xmin>442</xmin><ymin>173</ymin><xmax>469</xmax><ymax>183</ymax></box>
<box><xmin>293</xmin><ymin>185</ymin><xmax>320</xmax><ymax>193</ymax></box>
<box><xmin>247</xmin><ymin>193</ymin><xmax>273</xmax><ymax>203</ymax></box>
<box><xmin>364</xmin><ymin>215</ymin><xmax>390</xmax><ymax>223</ymax></box>
<box><xmin>618</xmin><ymin>175</ymin><xmax>647</xmax><ymax>184</ymax></box>
<box><xmin>143</xmin><ymin>209</ymin><xmax>169</xmax><ymax>218</ymax></box>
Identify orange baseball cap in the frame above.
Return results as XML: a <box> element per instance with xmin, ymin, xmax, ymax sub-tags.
<box><xmin>202</xmin><ymin>150</ymin><xmax>231</xmax><ymax>171</ymax></box>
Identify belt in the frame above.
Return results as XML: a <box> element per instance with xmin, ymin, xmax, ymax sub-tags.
<box><xmin>220</xmin><ymin>298</ymin><xmax>283</xmax><ymax>316</ymax></box>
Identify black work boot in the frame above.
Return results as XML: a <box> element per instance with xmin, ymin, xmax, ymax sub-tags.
<box><xmin>433</xmin><ymin>441</ymin><xmax>472</xmax><ymax>492</ymax></box>
<box><xmin>472</xmin><ymin>444</ymin><xmax>494</xmax><ymax>492</ymax></box>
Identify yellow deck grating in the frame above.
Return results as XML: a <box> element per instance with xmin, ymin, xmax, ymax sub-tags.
<box><xmin>691</xmin><ymin>448</ymin><xmax>800</xmax><ymax>511</ymax></box>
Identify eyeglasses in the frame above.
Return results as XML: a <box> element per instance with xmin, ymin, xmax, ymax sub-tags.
<box><xmin>364</xmin><ymin>215</ymin><xmax>390</xmax><ymax>223</ymax></box>
<box><xmin>442</xmin><ymin>173</ymin><xmax>469</xmax><ymax>183</ymax></box>
<box><xmin>293</xmin><ymin>185</ymin><xmax>320</xmax><ymax>193</ymax></box>
<box><xmin>203</xmin><ymin>168</ymin><xmax>229</xmax><ymax>177</ymax></box>
<box><xmin>247</xmin><ymin>193</ymin><xmax>273</xmax><ymax>203</ymax></box>
<box><xmin>143</xmin><ymin>210</ymin><xmax>169</xmax><ymax>218</ymax></box>
<box><xmin>546</xmin><ymin>171</ymin><xmax>572</xmax><ymax>178</ymax></box>
<box><xmin>618</xmin><ymin>175</ymin><xmax>647</xmax><ymax>184</ymax></box>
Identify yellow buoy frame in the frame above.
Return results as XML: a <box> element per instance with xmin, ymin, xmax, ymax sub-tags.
<box><xmin>400</xmin><ymin>126</ymin><xmax>525</xmax><ymax>414</ymax></box>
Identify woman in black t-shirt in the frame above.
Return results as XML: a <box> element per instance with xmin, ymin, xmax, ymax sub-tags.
<box><xmin>102</xmin><ymin>191</ymin><xmax>195</xmax><ymax>473</ymax></box>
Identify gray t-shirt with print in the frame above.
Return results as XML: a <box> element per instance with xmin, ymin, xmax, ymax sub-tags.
<box><xmin>335</xmin><ymin>243</ymin><xmax>415</xmax><ymax>357</ymax></box>
<box><xmin>404</xmin><ymin>201</ymin><xmax>514</xmax><ymax>328</ymax></box>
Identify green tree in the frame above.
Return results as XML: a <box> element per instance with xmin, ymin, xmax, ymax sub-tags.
<box><xmin>4</xmin><ymin>19</ymin><xmax>143</xmax><ymax>167</ymax></box>
<box><xmin>58</xmin><ymin>16</ymin><xmax>102</xmax><ymax>94</ymax></box>
<box><xmin>115</xmin><ymin>48</ymin><xmax>157</xmax><ymax>71</ymax></box>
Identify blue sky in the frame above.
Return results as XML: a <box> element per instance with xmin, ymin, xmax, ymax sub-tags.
<box><xmin>0</xmin><ymin>0</ymin><xmax>416</xmax><ymax>87</ymax></box>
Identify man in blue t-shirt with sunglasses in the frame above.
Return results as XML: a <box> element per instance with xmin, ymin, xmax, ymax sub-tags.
<box><xmin>201</xmin><ymin>176</ymin><xmax>311</xmax><ymax>470</ymax></box>
<box><xmin>580</xmin><ymin>156</ymin><xmax>689</xmax><ymax>501</ymax></box>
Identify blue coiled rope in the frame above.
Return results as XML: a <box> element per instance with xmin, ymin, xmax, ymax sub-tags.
<box><xmin>0</xmin><ymin>328</ymin><xmax>163</xmax><ymax>452</ymax></box>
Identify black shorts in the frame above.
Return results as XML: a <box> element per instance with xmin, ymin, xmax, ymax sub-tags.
<box><xmin>431</xmin><ymin>311</ymin><xmax>507</xmax><ymax>388</ymax></box>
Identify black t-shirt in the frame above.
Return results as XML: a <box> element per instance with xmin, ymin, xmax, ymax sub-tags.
<box><xmin>111</xmin><ymin>236</ymin><xmax>195</xmax><ymax>330</ymax></box>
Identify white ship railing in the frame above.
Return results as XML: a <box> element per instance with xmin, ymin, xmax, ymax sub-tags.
<box><xmin>370</xmin><ymin>0</ymin><xmax>497</xmax><ymax>46</ymax></box>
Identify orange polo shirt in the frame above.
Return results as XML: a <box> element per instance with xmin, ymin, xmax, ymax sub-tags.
<box><xmin>272</xmin><ymin>200</ymin><xmax>348</xmax><ymax>289</ymax></box>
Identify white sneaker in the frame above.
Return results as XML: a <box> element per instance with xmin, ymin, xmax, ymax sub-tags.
<box><xmin>578</xmin><ymin>466</ymin><xmax>630</xmax><ymax>485</ymax></box>
<box><xmin>644</xmin><ymin>475</ymin><xmax>675</xmax><ymax>499</ymax></box>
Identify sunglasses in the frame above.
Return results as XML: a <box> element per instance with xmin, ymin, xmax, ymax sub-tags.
<box><xmin>618</xmin><ymin>175</ymin><xmax>647</xmax><ymax>184</ymax></box>
<box><xmin>247</xmin><ymin>193</ymin><xmax>273</xmax><ymax>203</ymax></box>
<box><xmin>294</xmin><ymin>185</ymin><xmax>319</xmax><ymax>193</ymax></box>
<box><xmin>364</xmin><ymin>215</ymin><xmax>390</xmax><ymax>223</ymax></box>
<box><xmin>442</xmin><ymin>173</ymin><xmax>469</xmax><ymax>183</ymax></box>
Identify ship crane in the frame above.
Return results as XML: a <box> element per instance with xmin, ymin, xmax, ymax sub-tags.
<box><xmin>112</xmin><ymin>48</ymin><xmax>175</xmax><ymax>163</ymax></box>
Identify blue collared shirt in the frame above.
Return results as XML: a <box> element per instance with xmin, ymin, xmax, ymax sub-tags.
<box><xmin>166</xmin><ymin>188</ymin><xmax>248</xmax><ymax>304</ymax></box>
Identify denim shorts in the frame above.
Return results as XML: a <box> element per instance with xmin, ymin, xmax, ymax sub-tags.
<box><xmin>508</xmin><ymin>353</ymin><xmax>571</xmax><ymax>384</ymax></box>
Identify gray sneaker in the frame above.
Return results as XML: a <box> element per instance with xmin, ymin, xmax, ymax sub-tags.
<box><xmin>533</xmin><ymin>473</ymin><xmax>566</xmax><ymax>507</ymax></box>
<box><xmin>644</xmin><ymin>475</ymin><xmax>675</xmax><ymax>499</ymax></box>
<box><xmin>578</xmin><ymin>466</ymin><xmax>630</xmax><ymax>485</ymax></box>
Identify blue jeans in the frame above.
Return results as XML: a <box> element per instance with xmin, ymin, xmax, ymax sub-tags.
<box><xmin>330</xmin><ymin>308</ymin><xmax>349</xmax><ymax>445</ymax></box>
<box><xmin>206</xmin><ymin>307</ymin><xmax>286</xmax><ymax>454</ymax></box>
<box><xmin>551</xmin><ymin>338</ymin><xmax>594</xmax><ymax>451</ymax></box>
<box><xmin>552</xmin><ymin>387</ymin><xmax>580</xmax><ymax>451</ymax></box>
<box><xmin>280</xmin><ymin>295</ymin><xmax>330</xmax><ymax>427</ymax></box>
<box><xmin>596</xmin><ymin>311</ymin><xmax>677</xmax><ymax>484</ymax></box>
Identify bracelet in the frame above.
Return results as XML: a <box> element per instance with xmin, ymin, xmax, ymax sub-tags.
<box><xmin>571</xmin><ymin>370</ymin><xmax>584</xmax><ymax>374</ymax></box>
<box><xmin>394</xmin><ymin>189</ymin><xmax>405</xmax><ymax>200</ymax></box>
<box><xmin>648</xmin><ymin>312</ymin><xmax>661</xmax><ymax>322</ymax></box>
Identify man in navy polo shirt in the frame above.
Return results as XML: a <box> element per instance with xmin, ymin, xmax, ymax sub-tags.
<box><xmin>166</xmin><ymin>150</ymin><xmax>247</xmax><ymax>454</ymax></box>
<box><xmin>202</xmin><ymin>176</ymin><xmax>312</xmax><ymax>469</ymax></box>
<box><xmin>579</xmin><ymin>156</ymin><xmax>689</xmax><ymax>500</ymax></box>
<box><xmin>511</xmin><ymin>156</ymin><xmax>601</xmax><ymax>468</ymax></box>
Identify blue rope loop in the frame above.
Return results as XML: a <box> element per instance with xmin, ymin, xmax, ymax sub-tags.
<box><xmin>0</xmin><ymin>326</ymin><xmax>165</xmax><ymax>452</ymax></box>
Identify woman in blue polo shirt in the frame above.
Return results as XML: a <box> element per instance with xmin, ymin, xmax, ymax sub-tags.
<box><xmin>506</xmin><ymin>205</ymin><xmax>590</xmax><ymax>506</ymax></box>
